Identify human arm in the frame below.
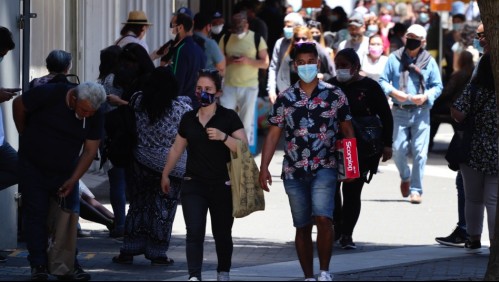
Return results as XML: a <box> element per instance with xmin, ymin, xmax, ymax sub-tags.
<box><xmin>107</xmin><ymin>94</ymin><xmax>128</xmax><ymax>106</ymax></box>
<box><xmin>233</xmin><ymin>48</ymin><xmax>269</xmax><ymax>69</ymax></box>
<box><xmin>12</xmin><ymin>95</ymin><xmax>26</xmax><ymax>134</ymax></box>
<box><xmin>379</xmin><ymin>55</ymin><xmax>411</xmax><ymax>103</ymax></box>
<box><xmin>267</xmin><ymin>39</ymin><xmax>282</xmax><ymax>104</ymax></box>
<box><xmin>58</xmin><ymin>139</ymin><xmax>100</xmax><ymax>197</ymax></box>
<box><xmin>160</xmin><ymin>134</ymin><xmax>188</xmax><ymax>194</ymax></box>
<box><xmin>206</xmin><ymin>127</ymin><xmax>248</xmax><ymax>153</ymax></box>
<box><xmin>0</xmin><ymin>88</ymin><xmax>20</xmax><ymax>103</ymax></box>
<box><xmin>258</xmin><ymin>125</ymin><xmax>282</xmax><ymax>192</ymax></box>
<box><xmin>420</xmin><ymin>58</ymin><xmax>443</xmax><ymax>107</ymax></box>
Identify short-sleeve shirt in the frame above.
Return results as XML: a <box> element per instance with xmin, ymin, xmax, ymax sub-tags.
<box><xmin>20</xmin><ymin>83</ymin><xmax>104</xmax><ymax>174</ymax></box>
<box><xmin>268</xmin><ymin>80</ymin><xmax>352</xmax><ymax>180</ymax></box>
<box><xmin>219</xmin><ymin>31</ymin><xmax>267</xmax><ymax>87</ymax></box>
<box><xmin>194</xmin><ymin>31</ymin><xmax>224</xmax><ymax>71</ymax></box>
<box><xmin>178</xmin><ymin>105</ymin><xmax>244</xmax><ymax>182</ymax></box>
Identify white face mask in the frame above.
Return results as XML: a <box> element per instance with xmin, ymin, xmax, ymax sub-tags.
<box><xmin>170</xmin><ymin>27</ymin><xmax>177</xmax><ymax>39</ymax></box>
<box><xmin>237</xmin><ymin>31</ymin><xmax>247</xmax><ymax>39</ymax></box>
<box><xmin>212</xmin><ymin>24</ymin><xmax>224</xmax><ymax>35</ymax></box>
<box><xmin>336</xmin><ymin>68</ymin><xmax>353</xmax><ymax>82</ymax></box>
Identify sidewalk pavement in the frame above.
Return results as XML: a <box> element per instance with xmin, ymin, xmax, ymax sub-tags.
<box><xmin>0</xmin><ymin>124</ymin><xmax>491</xmax><ymax>281</ymax></box>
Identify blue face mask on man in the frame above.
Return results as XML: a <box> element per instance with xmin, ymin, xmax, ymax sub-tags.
<box><xmin>297</xmin><ymin>64</ymin><xmax>318</xmax><ymax>83</ymax></box>
<box><xmin>473</xmin><ymin>38</ymin><xmax>484</xmax><ymax>54</ymax></box>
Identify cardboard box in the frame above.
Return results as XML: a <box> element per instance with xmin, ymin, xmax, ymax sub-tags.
<box><xmin>336</xmin><ymin>138</ymin><xmax>360</xmax><ymax>181</ymax></box>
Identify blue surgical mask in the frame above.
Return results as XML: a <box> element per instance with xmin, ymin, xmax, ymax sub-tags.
<box><xmin>283</xmin><ymin>27</ymin><xmax>293</xmax><ymax>39</ymax></box>
<box><xmin>297</xmin><ymin>64</ymin><xmax>318</xmax><ymax>83</ymax></box>
<box><xmin>196</xmin><ymin>91</ymin><xmax>217</xmax><ymax>107</ymax></box>
<box><xmin>473</xmin><ymin>38</ymin><xmax>484</xmax><ymax>54</ymax></box>
<box><xmin>336</xmin><ymin>69</ymin><xmax>353</xmax><ymax>82</ymax></box>
<box><xmin>452</xmin><ymin>23</ymin><xmax>463</xmax><ymax>31</ymax></box>
<box><xmin>419</xmin><ymin>13</ymin><xmax>429</xmax><ymax>23</ymax></box>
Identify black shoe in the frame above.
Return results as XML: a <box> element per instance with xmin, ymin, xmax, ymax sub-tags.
<box><xmin>464</xmin><ymin>239</ymin><xmax>481</xmax><ymax>253</ymax></box>
<box><xmin>435</xmin><ymin>227</ymin><xmax>467</xmax><ymax>247</ymax></box>
<box><xmin>30</xmin><ymin>265</ymin><xmax>49</xmax><ymax>281</ymax></box>
<box><xmin>339</xmin><ymin>235</ymin><xmax>357</xmax><ymax>250</ymax></box>
<box><xmin>112</xmin><ymin>254</ymin><xmax>133</xmax><ymax>265</ymax></box>
<box><xmin>56</xmin><ymin>265</ymin><xmax>91</xmax><ymax>281</ymax></box>
<box><xmin>0</xmin><ymin>254</ymin><xmax>7</xmax><ymax>263</ymax></box>
<box><xmin>150</xmin><ymin>256</ymin><xmax>174</xmax><ymax>266</ymax></box>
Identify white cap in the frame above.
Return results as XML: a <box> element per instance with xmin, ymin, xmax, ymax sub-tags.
<box><xmin>407</xmin><ymin>24</ymin><xmax>427</xmax><ymax>39</ymax></box>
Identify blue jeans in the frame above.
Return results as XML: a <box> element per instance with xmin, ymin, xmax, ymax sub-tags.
<box><xmin>456</xmin><ymin>170</ymin><xmax>466</xmax><ymax>230</ymax></box>
<box><xmin>108</xmin><ymin>166</ymin><xmax>126</xmax><ymax>233</ymax></box>
<box><xmin>0</xmin><ymin>142</ymin><xmax>19</xmax><ymax>191</ymax></box>
<box><xmin>392</xmin><ymin>107</ymin><xmax>430</xmax><ymax>196</ymax></box>
<box><xmin>19</xmin><ymin>158</ymin><xmax>80</xmax><ymax>267</ymax></box>
<box><xmin>283</xmin><ymin>168</ymin><xmax>337</xmax><ymax>228</ymax></box>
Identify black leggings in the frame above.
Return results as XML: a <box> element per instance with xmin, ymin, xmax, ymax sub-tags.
<box><xmin>333</xmin><ymin>178</ymin><xmax>365</xmax><ymax>237</ymax></box>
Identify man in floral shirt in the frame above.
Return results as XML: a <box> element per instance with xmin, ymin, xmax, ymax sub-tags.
<box><xmin>259</xmin><ymin>42</ymin><xmax>354</xmax><ymax>281</ymax></box>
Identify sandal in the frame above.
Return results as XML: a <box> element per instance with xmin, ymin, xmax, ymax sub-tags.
<box><xmin>150</xmin><ymin>256</ymin><xmax>174</xmax><ymax>266</ymax></box>
<box><xmin>112</xmin><ymin>254</ymin><xmax>133</xmax><ymax>265</ymax></box>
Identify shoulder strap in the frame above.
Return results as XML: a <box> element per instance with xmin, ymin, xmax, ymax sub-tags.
<box><xmin>115</xmin><ymin>34</ymin><xmax>137</xmax><ymax>46</ymax></box>
<box><xmin>223</xmin><ymin>34</ymin><xmax>231</xmax><ymax>56</ymax></box>
<box><xmin>254</xmin><ymin>32</ymin><xmax>261</xmax><ymax>59</ymax></box>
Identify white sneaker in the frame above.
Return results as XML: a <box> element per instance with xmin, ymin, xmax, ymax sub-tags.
<box><xmin>188</xmin><ymin>277</ymin><xmax>200</xmax><ymax>281</ymax></box>
<box><xmin>318</xmin><ymin>271</ymin><xmax>333</xmax><ymax>281</ymax></box>
<box><xmin>304</xmin><ymin>278</ymin><xmax>317</xmax><ymax>281</ymax></box>
<box><xmin>217</xmin><ymin>271</ymin><xmax>230</xmax><ymax>281</ymax></box>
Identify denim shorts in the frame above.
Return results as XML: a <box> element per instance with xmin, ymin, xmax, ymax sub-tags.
<box><xmin>283</xmin><ymin>168</ymin><xmax>337</xmax><ymax>228</ymax></box>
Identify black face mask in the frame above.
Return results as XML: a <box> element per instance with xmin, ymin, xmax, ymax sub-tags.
<box><xmin>405</xmin><ymin>38</ymin><xmax>421</xmax><ymax>51</ymax></box>
<box><xmin>313</xmin><ymin>35</ymin><xmax>321</xmax><ymax>42</ymax></box>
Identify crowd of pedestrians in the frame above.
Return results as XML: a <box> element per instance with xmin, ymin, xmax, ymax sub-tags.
<box><xmin>0</xmin><ymin>0</ymin><xmax>496</xmax><ymax>281</ymax></box>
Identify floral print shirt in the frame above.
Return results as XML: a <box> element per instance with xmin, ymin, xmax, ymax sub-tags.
<box><xmin>268</xmin><ymin>81</ymin><xmax>352</xmax><ymax>180</ymax></box>
<box><xmin>454</xmin><ymin>83</ymin><xmax>497</xmax><ymax>175</ymax></box>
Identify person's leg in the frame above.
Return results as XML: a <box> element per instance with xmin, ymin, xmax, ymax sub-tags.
<box><xmin>237</xmin><ymin>86</ymin><xmax>259</xmax><ymax>144</ymax></box>
<box><xmin>340</xmin><ymin>178</ymin><xmax>365</xmax><ymax>237</ymax></box>
<box><xmin>460</xmin><ymin>164</ymin><xmax>485</xmax><ymax>242</ymax></box>
<box><xmin>333</xmin><ymin>182</ymin><xmax>343</xmax><ymax>240</ymax></box>
<box><xmin>219</xmin><ymin>85</ymin><xmax>238</xmax><ymax>111</ymax></box>
<box><xmin>0</xmin><ymin>142</ymin><xmax>18</xmax><ymax>190</ymax></box>
<box><xmin>391</xmin><ymin>108</ymin><xmax>412</xmax><ymax>189</ymax></box>
<box><xmin>311</xmin><ymin>168</ymin><xmax>337</xmax><ymax>272</ymax></box>
<box><xmin>20</xmin><ymin>159</ymin><xmax>50</xmax><ymax>268</ymax></box>
<box><xmin>456</xmin><ymin>171</ymin><xmax>467</xmax><ymax>231</ymax></box>
<box><xmin>108</xmin><ymin>166</ymin><xmax>126</xmax><ymax>236</ymax></box>
<box><xmin>295</xmin><ymin>224</ymin><xmax>314</xmax><ymax>278</ymax></box>
<box><xmin>283</xmin><ymin>177</ymin><xmax>314</xmax><ymax>278</ymax></box>
<box><xmin>483</xmin><ymin>174</ymin><xmax>497</xmax><ymax>241</ymax></box>
<box><xmin>79</xmin><ymin>197</ymin><xmax>113</xmax><ymax>228</ymax></box>
<box><xmin>208</xmin><ymin>181</ymin><xmax>234</xmax><ymax>274</ymax></box>
<box><xmin>409</xmin><ymin>108</ymin><xmax>430</xmax><ymax>196</ymax></box>
<box><xmin>181</xmin><ymin>179</ymin><xmax>209</xmax><ymax>280</ymax></box>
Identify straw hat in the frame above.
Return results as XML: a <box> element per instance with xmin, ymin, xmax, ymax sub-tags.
<box><xmin>122</xmin><ymin>11</ymin><xmax>152</xmax><ymax>25</ymax></box>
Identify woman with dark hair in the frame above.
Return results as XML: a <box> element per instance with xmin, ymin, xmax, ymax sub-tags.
<box><xmin>161</xmin><ymin>69</ymin><xmax>247</xmax><ymax>281</ymax></box>
<box><xmin>328</xmin><ymin>48</ymin><xmax>393</xmax><ymax>250</ymax></box>
<box><xmin>307</xmin><ymin>20</ymin><xmax>334</xmax><ymax>59</ymax></box>
<box><xmin>115</xmin><ymin>42</ymin><xmax>155</xmax><ymax>102</ymax></box>
<box><xmin>112</xmin><ymin>66</ymin><xmax>192</xmax><ymax>265</ymax></box>
<box><xmin>327</xmin><ymin>6</ymin><xmax>349</xmax><ymax>51</ymax></box>
<box><xmin>451</xmin><ymin>53</ymin><xmax>497</xmax><ymax>252</ymax></box>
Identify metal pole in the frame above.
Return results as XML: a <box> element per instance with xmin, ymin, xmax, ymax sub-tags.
<box><xmin>21</xmin><ymin>0</ymin><xmax>31</xmax><ymax>92</ymax></box>
<box><xmin>438</xmin><ymin>11</ymin><xmax>443</xmax><ymax>77</ymax></box>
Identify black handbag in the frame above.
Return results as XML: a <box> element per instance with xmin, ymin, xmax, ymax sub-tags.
<box><xmin>351</xmin><ymin>115</ymin><xmax>384</xmax><ymax>158</ymax></box>
<box><xmin>445</xmin><ymin>83</ymin><xmax>477</xmax><ymax>171</ymax></box>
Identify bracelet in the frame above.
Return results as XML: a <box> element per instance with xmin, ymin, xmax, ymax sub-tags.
<box><xmin>222</xmin><ymin>133</ymin><xmax>229</xmax><ymax>142</ymax></box>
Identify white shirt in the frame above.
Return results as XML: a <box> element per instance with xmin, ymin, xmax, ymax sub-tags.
<box><xmin>338</xmin><ymin>36</ymin><xmax>370</xmax><ymax>63</ymax></box>
<box><xmin>361</xmin><ymin>54</ymin><xmax>388</xmax><ymax>83</ymax></box>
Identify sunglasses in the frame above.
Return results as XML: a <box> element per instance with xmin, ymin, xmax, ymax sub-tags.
<box><xmin>307</xmin><ymin>20</ymin><xmax>321</xmax><ymax>29</ymax></box>
<box><xmin>294</xmin><ymin>36</ymin><xmax>308</xmax><ymax>42</ymax></box>
<box><xmin>199</xmin><ymin>69</ymin><xmax>219</xmax><ymax>75</ymax></box>
<box><xmin>294</xmin><ymin>41</ymin><xmax>316</xmax><ymax>48</ymax></box>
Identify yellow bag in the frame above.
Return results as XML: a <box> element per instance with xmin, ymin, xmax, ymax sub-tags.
<box><xmin>227</xmin><ymin>140</ymin><xmax>265</xmax><ymax>218</ymax></box>
<box><xmin>47</xmin><ymin>197</ymin><xmax>78</xmax><ymax>276</ymax></box>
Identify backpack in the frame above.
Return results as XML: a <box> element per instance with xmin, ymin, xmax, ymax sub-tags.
<box><xmin>103</xmin><ymin>93</ymin><xmax>139</xmax><ymax>168</ymax></box>
<box><xmin>222</xmin><ymin>31</ymin><xmax>261</xmax><ymax>59</ymax></box>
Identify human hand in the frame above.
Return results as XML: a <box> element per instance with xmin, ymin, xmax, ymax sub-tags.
<box><xmin>411</xmin><ymin>94</ymin><xmax>427</xmax><ymax>106</ymax></box>
<box><xmin>269</xmin><ymin>91</ymin><xmax>277</xmax><ymax>104</ymax></box>
<box><xmin>206</xmin><ymin>127</ymin><xmax>226</xmax><ymax>141</ymax></box>
<box><xmin>231</xmin><ymin>55</ymin><xmax>247</xmax><ymax>64</ymax></box>
<box><xmin>107</xmin><ymin>94</ymin><xmax>125</xmax><ymax>106</ymax></box>
<box><xmin>57</xmin><ymin>179</ymin><xmax>77</xmax><ymax>198</ymax></box>
<box><xmin>161</xmin><ymin>175</ymin><xmax>170</xmax><ymax>194</ymax></box>
<box><xmin>381</xmin><ymin>146</ymin><xmax>393</xmax><ymax>162</ymax></box>
<box><xmin>0</xmin><ymin>88</ymin><xmax>20</xmax><ymax>103</ymax></box>
<box><xmin>317</xmin><ymin>73</ymin><xmax>324</xmax><ymax>80</ymax></box>
<box><xmin>258</xmin><ymin>168</ymin><xmax>271</xmax><ymax>192</ymax></box>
